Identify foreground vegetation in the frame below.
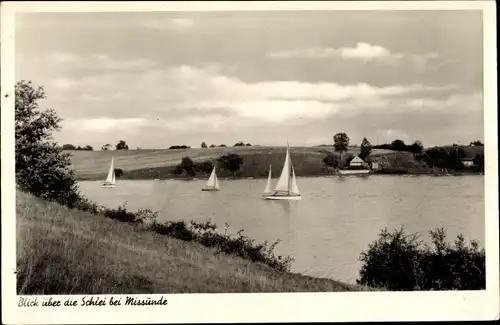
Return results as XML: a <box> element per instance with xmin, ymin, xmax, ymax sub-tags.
<box><xmin>358</xmin><ymin>227</ymin><xmax>485</xmax><ymax>290</ymax></box>
<box><xmin>17</xmin><ymin>191</ymin><xmax>364</xmax><ymax>294</ymax></box>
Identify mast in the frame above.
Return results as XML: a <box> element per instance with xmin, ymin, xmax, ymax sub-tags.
<box><xmin>287</xmin><ymin>145</ymin><xmax>291</xmax><ymax>194</ymax></box>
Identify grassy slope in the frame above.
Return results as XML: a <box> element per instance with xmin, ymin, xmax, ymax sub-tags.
<box><xmin>17</xmin><ymin>190</ymin><xmax>370</xmax><ymax>294</ymax></box>
<box><xmin>68</xmin><ymin>146</ymin><xmax>395</xmax><ymax>180</ymax></box>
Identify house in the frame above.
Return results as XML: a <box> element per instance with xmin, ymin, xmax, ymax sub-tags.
<box><xmin>349</xmin><ymin>156</ymin><xmax>365</xmax><ymax>167</ymax></box>
<box><xmin>371</xmin><ymin>161</ymin><xmax>380</xmax><ymax>170</ymax></box>
<box><xmin>461</xmin><ymin>157</ymin><xmax>475</xmax><ymax>167</ymax></box>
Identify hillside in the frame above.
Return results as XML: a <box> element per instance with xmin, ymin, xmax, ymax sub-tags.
<box><xmin>67</xmin><ymin>146</ymin><xmax>395</xmax><ymax>180</ymax></box>
<box><xmin>16</xmin><ymin>190</ymin><xmax>368</xmax><ymax>294</ymax></box>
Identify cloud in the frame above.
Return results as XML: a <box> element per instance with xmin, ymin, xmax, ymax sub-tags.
<box><xmin>136</xmin><ymin>18</ymin><xmax>195</xmax><ymax>31</ymax></box>
<box><xmin>340</xmin><ymin>42</ymin><xmax>395</xmax><ymax>61</ymax></box>
<box><xmin>49</xmin><ymin>52</ymin><xmax>157</xmax><ymax>75</ymax></box>
<box><xmin>268</xmin><ymin>42</ymin><xmax>451</xmax><ymax>69</ymax></box>
<box><xmin>171</xmin><ymin>18</ymin><xmax>195</xmax><ymax>29</ymax></box>
<box><xmin>50</xmin><ymin>63</ymin><xmax>481</xmax><ymax>148</ymax></box>
<box><xmin>52</xmin><ymin>78</ymin><xmax>79</xmax><ymax>90</ymax></box>
<box><xmin>50</xmin><ymin>52</ymin><xmax>80</xmax><ymax>64</ymax></box>
<box><xmin>49</xmin><ymin>64</ymin><xmax>466</xmax><ymax>133</ymax></box>
<box><xmin>63</xmin><ymin>117</ymin><xmax>151</xmax><ymax>132</ymax></box>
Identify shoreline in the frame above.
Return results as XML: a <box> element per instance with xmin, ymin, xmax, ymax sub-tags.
<box><xmin>76</xmin><ymin>171</ymin><xmax>484</xmax><ymax>182</ymax></box>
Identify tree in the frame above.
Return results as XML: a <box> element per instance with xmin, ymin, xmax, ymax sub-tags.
<box><xmin>62</xmin><ymin>144</ymin><xmax>77</xmax><ymax>150</ymax></box>
<box><xmin>201</xmin><ymin>141</ymin><xmax>207</xmax><ymax>148</ymax></box>
<box><xmin>209</xmin><ymin>144</ymin><xmax>216</xmax><ymax>148</ymax></box>
<box><xmin>322</xmin><ymin>153</ymin><xmax>341</xmax><ymax>168</ymax></box>
<box><xmin>246</xmin><ymin>143</ymin><xmax>252</xmax><ymax>146</ymax></box>
<box><xmin>217</xmin><ymin>153</ymin><xmax>243</xmax><ymax>178</ymax></box>
<box><xmin>15</xmin><ymin>80</ymin><xmax>80</xmax><ymax>206</ymax></box>
<box><xmin>446</xmin><ymin>150</ymin><xmax>465</xmax><ymax>171</ymax></box>
<box><xmin>116</xmin><ymin>140</ymin><xmax>129</xmax><ymax>150</ymax></box>
<box><xmin>359</xmin><ymin>137</ymin><xmax>372</xmax><ymax>160</ymax></box>
<box><xmin>234</xmin><ymin>141</ymin><xmax>245</xmax><ymax>147</ymax></box>
<box><xmin>180</xmin><ymin>156</ymin><xmax>195</xmax><ymax>176</ymax></box>
<box><xmin>169</xmin><ymin>145</ymin><xmax>190</xmax><ymax>149</ymax></box>
<box><xmin>470</xmin><ymin>140</ymin><xmax>484</xmax><ymax>146</ymax></box>
<box><xmin>218</xmin><ymin>144</ymin><xmax>227</xmax><ymax>147</ymax></box>
<box><xmin>333</xmin><ymin>132</ymin><xmax>350</xmax><ymax>159</ymax></box>
<box><xmin>391</xmin><ymin>139</ymin><xmax>406</xmax><ymax>151</ymax></box>
<box><xmin>198</xmin><ymin>161</ymin><xmax>214</xmax><ymax>174</ymax></box>
<box><xmin>114</xmin><ymin>168</ymin><xmax>124</xmax><ymax>178</ymax></box>
<box><xmin>410</xmin><ymin>140</ymin><xmax>424</xmax><ymax>154</ymax></box>
<box><xmin>473</xmin><ymin>154</ymin><xmax>484</xmax><ymax>172</ymax></box>
<box><xmin>83</xmin><ymin>145</ymin><xmax>93</xmax><ymax>151</ymax></box>
<box><xmin>101</xmin><ymin>144</ymin><xmax>112</xmax><ymax>151</ymax></box>
<box><xmin>425</xmin><ymin>147</ymin><xmax>449</xmax><ymax>168</ymax></box>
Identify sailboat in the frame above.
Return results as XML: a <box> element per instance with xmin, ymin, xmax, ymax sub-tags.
<box><xmin>262</xmin><ymin>164</ymin><xmax>273</xmax><ymax>196</ymax></box>
<box><xmin>263</xmin><ymin>145</ymin><xmax>301</xmax><ymax>200</ymax></box>
<box><xmin>102</xmin><ymin>157</ymin><xmax>116</xmax><ymax>188</ymax></box>
<box><xmin>202</xmin><ymin>166</ymin><xmax>220</xmax><ymax>191</ymax></box>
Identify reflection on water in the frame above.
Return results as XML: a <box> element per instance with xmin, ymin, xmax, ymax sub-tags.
<box><xmin>79</xmin><ymin>175</ymin><xmax>485</xmax><ymax>284</ymax></box>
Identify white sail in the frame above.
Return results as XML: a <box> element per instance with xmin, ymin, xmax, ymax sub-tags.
<box><xmin>274</xmin><ymin>147</ymin><xmax>291</xmax><ymax>192</ymax></box>
<box><xmin>213</xmin><ymin>171</ymin><xmax>220</xmax><ymax>190</ymax></box>
<box><xmin>105</xmin><ymin>158</ymin><xmax>115</xmax><ymax>185</ymax></box>
<box><xmin>263</xmin><ymin>164</ymin><xmax>272</xmax><ymax>194</ymax></box>
<box><xmin>206</xmin><ymin>166</ymin><xmax>219</xmax><ymax>189</ymax></box>
<box><xmin>290</xmin><ymin>165</ymin><xmax>300</xmax><ymax>195</ymax></box>
<box><xmin>263</xmin><ymin>144</ymin><xmax>301</xmax><ymax>200</ymax></box>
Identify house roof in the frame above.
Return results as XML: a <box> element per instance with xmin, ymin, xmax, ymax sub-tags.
<box><xmin>350</xmin><ymin>156</ymin><xmax>364</xmax><ymax>163</ymax></box>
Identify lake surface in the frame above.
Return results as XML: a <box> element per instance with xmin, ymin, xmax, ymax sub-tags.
<box><xmin>79</xmin><ymin>175</ymin><xmax>485</xmax><ymax>284</ymax></box>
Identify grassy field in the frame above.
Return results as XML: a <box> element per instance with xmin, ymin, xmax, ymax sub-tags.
<box><xmin>67</xmin><ymin>146</ymin><xmax>395</xmax><ymax>180</ymax></box>
<box><xmin>16</xmin><ymin>190</ymin><xmax>373</xmax><ymax>294</ymax></box>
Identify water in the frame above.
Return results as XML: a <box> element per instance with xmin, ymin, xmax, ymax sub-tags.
<box><xmin>78</xmin><ymin>175</ymin><xmax>485</xmax><ymax>284</ymax></box>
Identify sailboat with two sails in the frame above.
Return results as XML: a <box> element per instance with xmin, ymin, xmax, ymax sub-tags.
<box><xmin>262</xmin><ymin>144</ymin><xmax>301</xmax><ymax>200</ymax></box>
<box><xmin>102</xmin><ymin>157</ymin><xmax>116</xmax><ymax>188</ymax></box>
<box><xmin>202</xmin><ymin>165</ymin><xmax>220</xmax><ymax>191</ymax></box>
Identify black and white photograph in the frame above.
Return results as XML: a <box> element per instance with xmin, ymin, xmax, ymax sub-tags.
<box><xmin>1</xmin><ymin>1</ymin><xmax>498</xmax><ymax>323</ymax></box>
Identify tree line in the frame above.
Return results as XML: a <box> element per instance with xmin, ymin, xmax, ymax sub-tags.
<box><xmin>67</xmin><ymin>141</ymin><xmax>253</xmax><ymax>151</ymax></box>
<box><xmin>62</xmin><ymin>144</ymin><xmax>93</xmax><ymax>151</ymax></box>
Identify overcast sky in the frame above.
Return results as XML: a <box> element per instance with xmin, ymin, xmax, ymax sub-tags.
<box><xmin>15</xmin><ymin>10</ymin><xmax>484</xmax><ymax>149</ymax></box>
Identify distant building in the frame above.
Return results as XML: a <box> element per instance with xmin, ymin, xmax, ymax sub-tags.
<box><xmin>349</xmin><ymin>156</ymin><xmax>365</xmax><ymax>167</ymax></box>
<box><xmin>461</xmin><ymin>157</ymin><xmax>475</xmax><ymax>167</ymax></box>
<box><xmin>371</xmin><ymin>161</ymin><xmax>380</xmax><ymax>170</ymax></box>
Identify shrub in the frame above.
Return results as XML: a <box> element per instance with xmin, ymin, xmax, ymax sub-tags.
<box><xmin>149</xmin><ymin>219</ymin><xmax>294</xmax><ymax>272</ymax></box>
<box><xmin>357</xmin><ymin>227</ymin><xmax>485</xmax><ymax>290</ymax></box>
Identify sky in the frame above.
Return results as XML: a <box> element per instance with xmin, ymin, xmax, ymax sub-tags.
<box><xmin>15</xmin><ymin>10</ymin><xmax>484</xmax><ymax>149</ymax></box>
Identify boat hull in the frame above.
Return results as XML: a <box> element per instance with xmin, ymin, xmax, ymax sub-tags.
<box><xmin>201</xmin><ymin>188</ymin><xmax>220</xmax><ymax>191</ymax></box>
<box><xmin>338</xmin><ymin>169</ymin><xmax>371</xmax><ymax>175</ymax></box>
<box><xmin>102</xmin><ymin>184</ymin><xmax>116</xmax><ymax>188</ymax></box>
<box><xmin>264</xmin><ymin>195</ymin><xmax>301</xmax><ymax>201</ymax></box>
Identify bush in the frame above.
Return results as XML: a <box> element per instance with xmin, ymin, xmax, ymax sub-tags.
<box><xmin>71</xmin><ymin>199</ymin><xmax>294</xmax><ymax>272</ymax></box>
<box><xmin>150</xmin><ymin>219</ymin><xmax>293</xmax><ymax>272</ymax></box>
<box><xmin>169</xmin><ymin>145</ymin><xmax>190</xmax><ymax>149</ymax></box>
<box><xmin>357</xmin><ymin>227</ymin><xmax>485</xmax><ymax>290</ymax></box>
